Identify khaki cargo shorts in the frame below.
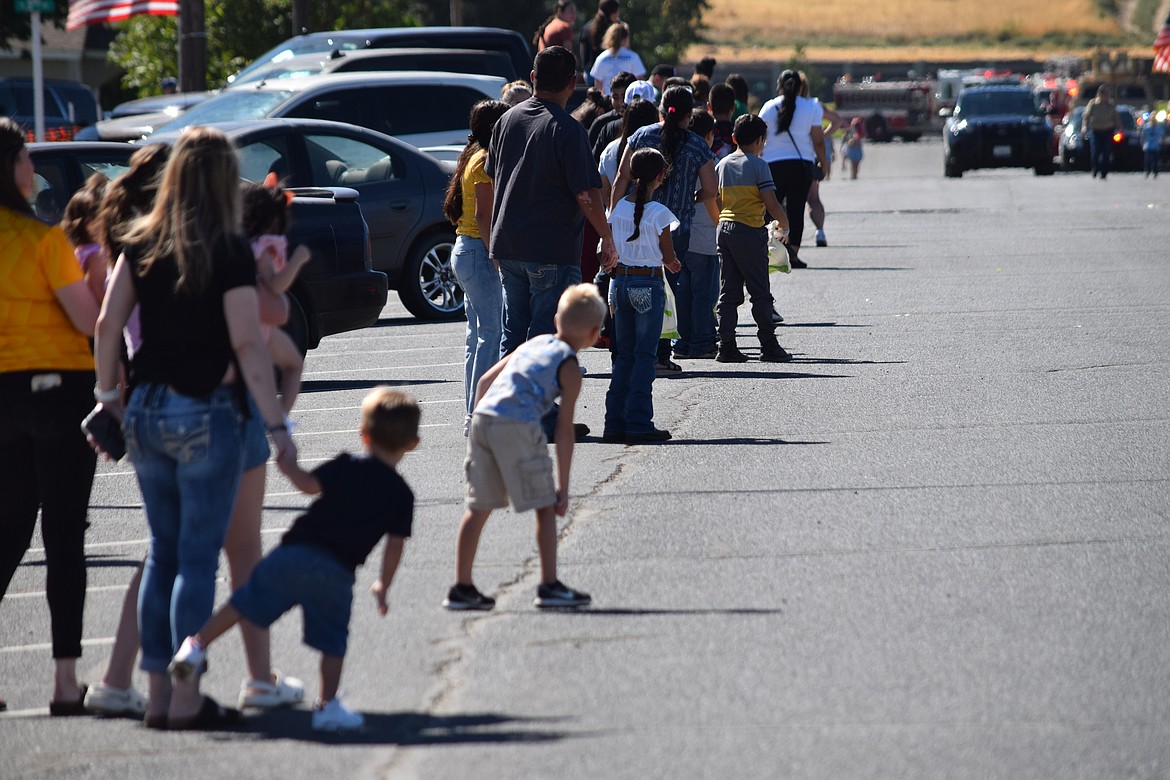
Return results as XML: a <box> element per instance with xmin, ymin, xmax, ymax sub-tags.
<box><xmin>465</xmin><ymin>414</ymin><xmax>556</xmax><ymax>513</ymax></box>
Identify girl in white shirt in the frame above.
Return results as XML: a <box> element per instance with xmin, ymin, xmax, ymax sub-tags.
<box><xmin>589</xmin><ymin>23</ymin><xmax>646</xmax><ymax>96</ymax></box>
<box><xmin>603</xmin><ymin>148</ymin><xmax>679</xmax><ymax>443</ymax></box>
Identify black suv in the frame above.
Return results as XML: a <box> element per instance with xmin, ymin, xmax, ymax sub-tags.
<box><xmin>944</xmin><ymin>85</ymin><xmax>1055</xmax><ymax>178</ymax></box>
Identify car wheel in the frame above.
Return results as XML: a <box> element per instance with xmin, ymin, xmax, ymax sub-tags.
<box><xmin>944</xmin><ymin>159</ymin><xmax>962</xmax><ymax>178</ymax></box>
<box><xmin>900</xmin><ymin>132</ymin><xmax>921</xmax><ymax>142</ymax></box>
<box><xmin>1034</xmin><ymin>159</ymin><xmax>1055</xmax><ymax>176</ymax></box>
<box><xmin>283</xmin><ymin>291</ymin><xmax>311</xmax><ymax>355</ymax></box>
<box><xmin>398</xmin><ymin>232</ymin><xmax>464</xmax><ymax>321</ymax></box>
<box><xmin>866</xmin><ymin>114</ymin><xmax>890</xmax><ymax>142</ymax></box>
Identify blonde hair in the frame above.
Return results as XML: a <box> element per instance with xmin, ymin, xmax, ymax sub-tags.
<box><xmin>361</xmin><ymin>387</ymin><xmax>421</xmax><ymax>452</ymax></box>
<box><xmin>123</xmin><ymin>127</ymin><xmax>242</xmax><ymax>295</ymax></box>
<box><xmin>557</xmin><ymin>283</ymin><xmax>606</xmax><ymax>335</ymax></box>
<box><xmin>602</xmin><ymin>22</ymin><xmax>629</xmax><ymax>54</ymax></box>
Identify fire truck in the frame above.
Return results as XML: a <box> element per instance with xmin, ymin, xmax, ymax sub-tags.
<box><xmin>830</xmin><ymin>79</ymin><xmax>938</xmax><ymax>142</ymax></box>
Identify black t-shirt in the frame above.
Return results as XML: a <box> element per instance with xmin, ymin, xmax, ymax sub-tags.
<box><xmin>485</xmin><ymin>97</ymin><xmax>602</xmax><ymax>266</ymax></box>
<box><xmin>589</xmin><ymin>109</ymin><xmax>621</xmax><ymax>151</ymax></box>
<box><xmin>127</xmin><ymin>236</ymin><xmax>255</xmax><ymax>398</ymax></box>
<box><xmin>282</xmin><ymin>453</ymin><xmax>414</xmax><ymax>571</ymax></box>
<box><xmin>592</xmin><ymin>115</ymin><xmax>623</xmax><ymax>162</ymax></box>
<box><xmin>578</xmin><ymin>21</ymin><xmax>596</xmax><ymax>72</ymax></box>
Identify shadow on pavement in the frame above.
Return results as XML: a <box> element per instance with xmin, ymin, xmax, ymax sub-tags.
<box><xmin>239</xmin><ymin>710</ymin><xmax>569</xmax><ymax>745</ymax></box>
<box><xmin>775</xmin><ymin>322</ymin><xmax>871</xmax><ymax>328</ymax></box>
<box><xmin>536</xmin><ymin>607</ymin><xmax>785</xmax><ymax>616</ymax></box>
<box><xmin>802</xmin><ymin>266</ymin><xmax>911</xmax><ymax>271</ymax></box>
<box><xmin>655</xmin><ymin>370</ymin><xmax>851</xmax><ymax>380</ymax></box>
<box><xmin>300</xmin><ymin>378</ymin><xmax>450</xmax><ymax>394</ymax></box>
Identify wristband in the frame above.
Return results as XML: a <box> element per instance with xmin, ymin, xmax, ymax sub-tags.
<box><xmin>94</xmin><ymin>386</ymin><xmax>121</xmax><ymax>403</ymax></box>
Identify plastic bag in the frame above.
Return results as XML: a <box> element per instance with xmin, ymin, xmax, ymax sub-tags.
<box><xmin>767</xmin><ymin>221</ymin><xmax>791</xmax><ymax>274</ymax></box>
<box><xmin>661</xmin><ymin>268</ymin><xmax>680</xmax><ymax>339</ymax></box>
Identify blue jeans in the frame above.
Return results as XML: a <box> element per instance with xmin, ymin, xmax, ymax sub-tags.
<box><xmin>605</xmin><ymin>274</ymin><xmax>665</xmax><ymax>435</ymax></box>
<box><xmin>123</xmin><ymin>383</ymin><xmax>245</xmax><ymax>673</ymax></box>
<box><xmin>452</xmin><ymin>236</ymin><xmax>503</xmax><ymax>423</ymax></box>
<box><xmin>499</xmin><ymin>259</ymin><xmax>582</xmax><ymax>355</ymax></box>
<box><xmin>1089</xmin><ymin>130</ymin><xmax>1113</xmax><ymax>176</ymax></box>
<box><xmin>674</xmin><ymin>251</ymin><xmax>719</xmax><ymax>355</ymax></box>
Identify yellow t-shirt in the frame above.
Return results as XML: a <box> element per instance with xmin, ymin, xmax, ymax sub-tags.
<box><xmin>456</xmin><ymin>148</ymin><xmax>491</xmax><ymax>240</ymax></box>
<box><xmin>0</xmin><ymin>208</ymin><xmax>94</xmax><ymax>373</ymax></box>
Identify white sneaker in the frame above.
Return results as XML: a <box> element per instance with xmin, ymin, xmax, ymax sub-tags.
<box><xmin>238</xmin><ymin>671</ymin><xmax>305</xmax><ymax>709</ymax></box>
<box><xmin>83</xmin><ymin>682</ymin><xmax>147</xmax><ymax>717</ymax></box>
<box><xmin>312</xmin><ymin>696</ymin><xmax>364</xmax><ymax>732</ymax></box>
<box><xmin>168</xmin><ymin>636</ymin><xmax>206</xmax><ymax>682</ymax></box>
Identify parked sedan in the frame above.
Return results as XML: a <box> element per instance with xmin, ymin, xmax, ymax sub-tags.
<box><xmin>1058</xmin><ymin>105</ymin><xmax>1143</xmax><ymax>172</ymax></box>
<box><xmin>27</xmin><ymin>141</ymin><xmax>388</xmax><ymax>350</ymax></box>
<box><xmin>152</xmin><ymin>119</ymin><xmax>463</xmax><ymax>320</ymax></box>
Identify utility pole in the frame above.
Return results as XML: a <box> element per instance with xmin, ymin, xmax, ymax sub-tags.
<box><xmin>293</xmin><ymin>0</ymin><xmax>309</xmax><ymax>35</ymax></box>
<box><xmin>178</xmin><ymin>0</ymin><xmax>207</xmax><ymax>92</ymax></box>
<box><xmin>450</xmin><ymin>0</ymin><xmax>463</xmax><ymax>25</ymax></box>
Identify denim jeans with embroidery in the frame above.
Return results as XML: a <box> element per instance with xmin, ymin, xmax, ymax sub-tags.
<box><xmin>605</xmin><ymin>274</ymin><xmax>665</xmax><ymax>435</ymax></box>
<box><xmin>123</xmin><ymin>382</ymin><xmax>245</xmax><ymax>672</ymax></box>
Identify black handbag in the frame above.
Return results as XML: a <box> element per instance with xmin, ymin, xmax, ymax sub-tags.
<box><xmin>786</xmin><ymin>128</ymin><xmax>824</xmax><ymax>182</ymax></box>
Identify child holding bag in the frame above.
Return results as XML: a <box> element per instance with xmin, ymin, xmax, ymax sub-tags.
<box><xmin>603</xmin><ymin>148</ymin><xmax>680</xmax><ymax>444</ymax></box>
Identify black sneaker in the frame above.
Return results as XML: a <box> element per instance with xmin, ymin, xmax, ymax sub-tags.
<box><xmin>624</xmin><ymin>428</ymin><xmax>672</xmax><ymax>443</ymax></box>
<box><xmin>789</xmin><ymin>256</ymin><xmax>808</xmax><ymax>269</ymax></box>
<box><xmin>547</xmin><ymin>423</ymin><xmax>590</xmax><ymax>443</ymax></box>
<box><xmin>443</xmin><ymin>583</ymin><xmax>496</xmax><ymax>611</ymax></box>
<box><xmin>716</xmin><ymin>347</ymin><xmax>749</xmax><ymax>363</ymax></box>
<box><xmin>534</xmin><ymin>580</ymin><xmax>592</xmax><ymax>608</ymax></box>
<box><xmin>760</xmin><ymin>344</ymin><xmax>793</xmax><ymax>363</ymax></box>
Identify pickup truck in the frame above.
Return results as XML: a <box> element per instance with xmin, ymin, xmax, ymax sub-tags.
<box><xmin>27</xmin><ymin>141</ymin><xmax>387</xmax><ymax>352</ymax></box>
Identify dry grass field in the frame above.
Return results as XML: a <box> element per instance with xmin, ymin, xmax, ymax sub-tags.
<box><xmin>689</xmin><ymin>0</ymin><xmax>1141</xmax><ymax>62</ymax></box>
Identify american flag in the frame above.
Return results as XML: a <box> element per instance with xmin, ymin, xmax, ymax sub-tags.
<box><xmin>66</xmin><ymin>0</ymin><xmax>179</xmax><ymax>31</ymax></box>
<box><xmin>1155</xmin><ymin>11</ymin><xmax>1170</xmax><ymax>73</ymax></box>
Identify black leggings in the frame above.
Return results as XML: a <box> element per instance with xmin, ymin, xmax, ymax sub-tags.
<box><xmin>0</xmin><ymin>370</ymin><xmax>96</xmax><ymax>659</ymax></box>
<box><xmin>768</xmin><ymin>159</ymin><xmax>813</xmax><ymax>251</ymax></box>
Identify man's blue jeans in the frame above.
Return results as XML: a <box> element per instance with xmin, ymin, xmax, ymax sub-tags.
<box><xmin>605</xmin><ymin>274</ymin><xmax>665</xmax><ymax>436</ymax></box>
<box><xmin>451</xmin><ymin>236</ymin><xmax>503</xmax><ymax>425</ymax></box>
<box><xmin>499</xmin><ymin>259</ymin><xmax>582</xmax><ymax>355</ymax></box>
<box><xmin>674</xmin><ymin>250</ymin><xmax>719</xmax><ymax>356</ymax></box>
<box><xmin>1089</xmin><ymin>130</ymin><xmax>1113</xmax><ymax>176</ymax></box>
<box><xmin>123</xmin><ymin>383</ymin><xmax>245</xmax><ymax>673</ymax></box>
<box><xmin>499</xmin><ymin>259</ymin><xmax>582</xmax><ymax>436</ymax></box>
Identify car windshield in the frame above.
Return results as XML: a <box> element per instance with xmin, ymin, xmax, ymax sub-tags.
<box><xmin>1118</xmin><ymin>109</ymin><xmax>1137</xmax><ymax>131</ymax></box>
<box><xmin>153</xmin><ymin>90</ymin><xmax>293</xmax><ymax>133</ymax></box>
<box><xmin>231</xmin><ymin>38</ymin><xmax>362</xmax><ymax>84</ymax></box>
<box><xmin>957</xmin><ymin>91</ymin><xmax>1038</xmax><ymax>117</ymax></box>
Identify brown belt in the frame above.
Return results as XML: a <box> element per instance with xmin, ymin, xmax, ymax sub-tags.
<box><xmin>612</xmin><ymin>265</ymin><xmax>660</xmax><ymax>277</ymax></box>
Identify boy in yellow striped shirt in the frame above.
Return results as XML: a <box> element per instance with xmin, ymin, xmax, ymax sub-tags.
<box><xmin>715</xmin><ymin>115</ymin><xmax>793</xmax><ymax>363</ymax></box>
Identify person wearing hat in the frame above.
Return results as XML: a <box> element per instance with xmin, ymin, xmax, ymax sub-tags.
<box><xmin>161</xmin><ymin>77</ymin><xmax>178</xmax><ymax>95</ymax></box>
<box><xmin>591</xmin><ymin>78</ymin><xmax>658</xmax><ymax>160</ymax></box>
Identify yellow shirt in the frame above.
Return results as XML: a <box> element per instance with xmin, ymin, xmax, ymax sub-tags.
<box><xmin>456</xmin><ymin>148</ymin><xmax>491</xmax><ymax>240</ymax></box>
<box><xmin>0</xmin><ymin>208</ymin><xmax>94</xmax><ymax>373</ymax></box>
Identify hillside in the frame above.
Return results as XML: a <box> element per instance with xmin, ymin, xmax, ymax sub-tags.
<box><xmin>690</xmin><ymin>0</ymin><xmax>1160</xmax><ymax>62</ymax></box>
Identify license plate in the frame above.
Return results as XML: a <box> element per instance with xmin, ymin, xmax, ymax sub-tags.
<box><xmin>993</xmin><ymin>145</ymin><xmax>1012</xmax><ymax>158</ymax></box>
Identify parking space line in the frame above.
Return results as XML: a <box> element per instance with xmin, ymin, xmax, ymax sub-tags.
<box><xmin>6</xmin><ymin>584</ymin><xmax>128</xmax><ymax>600</ymax></box>
<box><xmin>293</xmin><ymin>398</ymin><xmax>463</xmax><ymax>414</ymax></box>
<box><xmin>305</xmin><ymin>345</ymin><xmax>462</xmax><ymax>358</ymax></box>
<box><xmin>0</xmin><ymin>637</ymin><xmax>114</xmax><ymax>654</ymax></box>
<box><xmin>302</xmin><ymin>362</ymin><xmax>462</xmax><ymax>377</ymax></box>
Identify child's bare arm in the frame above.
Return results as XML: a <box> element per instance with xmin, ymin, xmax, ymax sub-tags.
<box><xmin>267</xmin><ymin>327</ymin><xmax>303</xmax><ymax>414</ymax></box>
<box><xmin>658</xmin><ymin>227</ymin><xmax>681</xmax><ymax>274</ymax></box>
<box><xmin>276</xmin><ymin>455</ymin><xmax>322</xmax><ymax>495</ymax></box>
<box><xmin>266</xmin><ymin>245</ymin><xmax>310</xmax><ymax>295</ymax></box>
<box><xmin>370</xmin><ymin>535</ymin><xmax>406</xmax><ymax>616</ymax></box>
<box><xmin>703</xmin><ymin>194</ymin><xmax>720</xmax><ymax>224</ymax></box>
<box><xmin>257</xmin><ymin>284</ymin><xmax>289</xmax><ymax>326</ymax></box>
<box><xmin>473</xmin><ymin>352</ymin><xmax>514</xmax><ymax>410</ymax></box>
<box><xmin>761</xmin><ymin>190</ymin><xmax>791</xmax><ymax>232</ymax></box>
<box><xmin>553</xmin><ymin>360</ymin><xmax>583</xmax><ymax>516</ymax></box>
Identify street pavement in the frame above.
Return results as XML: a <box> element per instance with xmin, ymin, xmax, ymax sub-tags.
<box><xmin>2</xmin><ymin>139</ymin><xmax>1169</xmax><ymax>779</ymax></box>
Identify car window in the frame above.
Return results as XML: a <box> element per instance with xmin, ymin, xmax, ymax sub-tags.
<box><xmin>156</xmin><ymin>90</ymin><xmax>293</xmax><ymax>133</ymax></box>
<box><xmin>237</xmin><ymin>135</ymin><xmax>293</xmax><ymax>183</ymax></box>
<box><xmin>75</xmin><ymin>154</ymin><xmax>132</xmax><ymax>183</ymax></box>
<box><xmin>956</xmin><ymin>91</ymin><xmax>1037</xmax><ymax>118</ymax></box>
<box><xmin>304</xmin><ymin>133</ymin><xmax>399</xmax><ymax>187</ymax></box>
<box><xmin>6</xmin><ymin>83</ymin><xmax>63</xmax><ymax>119</ymax></box>
<box><xmin>369</xmin><ymin>85</ymin><xmax>485</xmax><ymax>136</ymax></box>
<box><xmin>285</xmin><ymin>88</ymin><xmax>370</xmax><ymax>127</ymax></box>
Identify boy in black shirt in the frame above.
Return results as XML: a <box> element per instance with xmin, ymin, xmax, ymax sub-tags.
<box><xmin>169</xmin><ymin>387</ymin><xmax>419</xmax><ymax>732</ymax></box>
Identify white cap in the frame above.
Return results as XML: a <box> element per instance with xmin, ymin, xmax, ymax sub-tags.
<box><xmin>624</xmin><ymin>80</ymin><xmax>658</xmax><ymax>104</ymax></box>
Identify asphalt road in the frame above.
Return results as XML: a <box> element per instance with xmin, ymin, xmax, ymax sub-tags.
<box><xmin>3</xmin><ymin>140</ymin><xmax>1169</xmax><ymax>779</ymax></box>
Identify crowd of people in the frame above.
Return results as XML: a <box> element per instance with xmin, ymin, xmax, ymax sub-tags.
<box><xmin>0</xmin><ymin>5</ymin><xmax>852</xmax><ymax>731</ymax></box>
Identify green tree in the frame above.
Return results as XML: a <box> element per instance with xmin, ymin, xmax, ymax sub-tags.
<box><xmin>409</xmin><ymin>0</ymin><xmax>708</xmax><ymax>68</ymax></box>
<box><xmin>109</xmin><ymin>0</ymin><xmax>418</xmax><ymax>95</ymax></box>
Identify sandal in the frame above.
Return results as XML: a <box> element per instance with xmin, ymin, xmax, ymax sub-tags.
<box><xmin>238</xmin><ymin>671</ymin><xmax>305</xmax><ymax>709</ymax></box>
<box><xmin>167</xmin><ymin>696</ymin><xmax>241</xmax><ymax>731</ymax></box>
<box><xmin>144</xmin><ymin>712</ymin><xmax>168</xmax><ymax>730</ymax></box>
<box><xmin>49</xmin><ymin>684</ymin><xmax>88</xmax><ymax>717</ymax></box>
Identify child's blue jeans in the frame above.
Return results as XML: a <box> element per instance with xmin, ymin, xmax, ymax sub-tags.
<box><xmin>674</xmin><ymin>251</ymin><xmax>719</xmax><ymax>356</ymax></box>
<box><xmin>605</xmin><ymin>272</ymin><xmax>665</xmax><ymax>436</ymax></box>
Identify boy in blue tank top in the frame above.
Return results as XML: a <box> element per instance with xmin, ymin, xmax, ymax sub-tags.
<box><xmin>444</xmin><ymin>284</ymin><xmax>606</xmax><ymax>610</ymax></box>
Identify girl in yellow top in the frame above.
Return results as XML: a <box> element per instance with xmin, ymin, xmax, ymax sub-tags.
<box><xmin>445</xmin><ymin>100</ymin><xmax>509</xmax><ymax>434</ymax></box>
<box><xmin>0</xmin><ymin>117</ymin><xmax>103</xmax><ymax>715</ymax></box>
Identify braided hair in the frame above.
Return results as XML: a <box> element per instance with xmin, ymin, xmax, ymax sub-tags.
<box><xmin>444</xmin><ymin>99</ymin><xmax>509</xmax><ymax>226</ymax></box>
<box><xmin>774</xmin><ymin>69</ymin><xmax>802</xmax><ymax>135</ymax></box>
<box><xmin>626</xmin><ymin>147</ymin><xmax>665</xmax><ymax>242</ymax></box>
<box><xmin>658</xmin><ymin>85</ymin><xmax>694</xmax><ymax>170</ymax></box>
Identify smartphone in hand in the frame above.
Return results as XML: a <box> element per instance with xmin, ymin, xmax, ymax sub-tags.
<box><xmin>81</xmin><ymin>407</ymin><xmax>126</xmax><ymax>461</ymax></box>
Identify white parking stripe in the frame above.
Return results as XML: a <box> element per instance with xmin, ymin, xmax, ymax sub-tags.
<box><xmin>302</xmin><ymin>362</ymin><xmax>462</xmax><ymax>377</ymax></box>
<box><xmin>0</xmin><ymin>637</ymin><xmax>114</xmax><ymax>654</ymax></box>
<box><xmin>6</xmin><ymin>584</ymin><xmax>128</xmax><ymax>600</ymax></box>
